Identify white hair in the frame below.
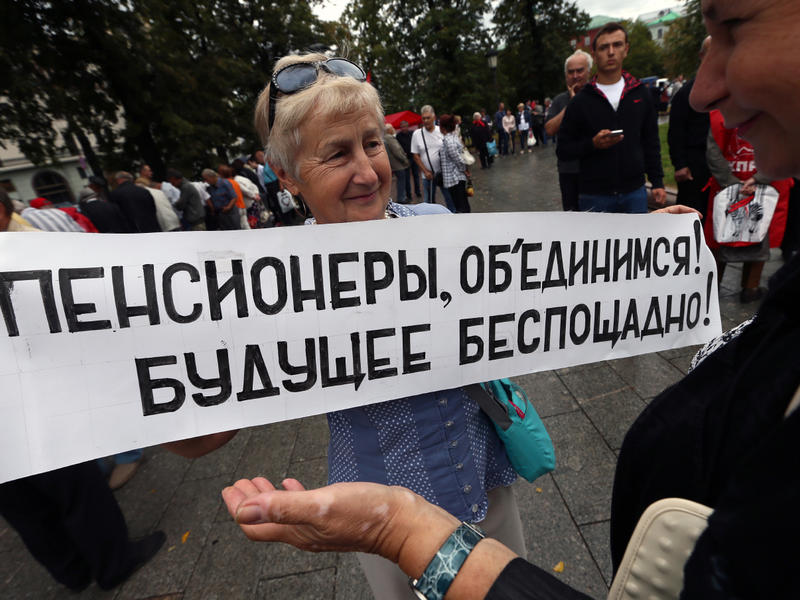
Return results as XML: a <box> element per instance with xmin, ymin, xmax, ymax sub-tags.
<box><xmin>254</xmin><ymin>53</ymin><xmax>384</xmax><ymax>178</ymax></box>
<box><xmin>420</xmin><ymin>105</ymin><xmax>434</xmax><ymax>115</ymax></box>
<box><xmin>564</xmin><ymin>50</ymin><xmax>593</xmax><ymax>74</ymax></box>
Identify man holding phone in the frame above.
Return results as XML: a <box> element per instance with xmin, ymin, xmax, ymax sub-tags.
<box><xmin>556</xmin><ymin>22</ymin><xmax>666</xmax><ymax>213</ymax></box>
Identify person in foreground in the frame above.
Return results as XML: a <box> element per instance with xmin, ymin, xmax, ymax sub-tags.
<box><xmin>221</xmin><ymin>2</ymin><xmax>800</xmax><ymax>598</ymax></box>
<box><xmin>170</xmin><ymin>52</ymin><xmax>526</xmax><ymax>599</ymax></box>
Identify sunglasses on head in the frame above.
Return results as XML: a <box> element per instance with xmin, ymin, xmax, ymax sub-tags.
<box><xmin>267</xmin><ymin>57</ymin><xmax>367</xmax><ymax>131</ymax></box>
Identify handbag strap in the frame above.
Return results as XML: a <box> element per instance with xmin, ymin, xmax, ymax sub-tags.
<box><xmin>420</xmin><ymin>127</ymin><xmax>435</xmax><ymax>173</ymax></box>
<box><xmin>464</xmin><ymin>383</ymin><xmax>512</xmax><ymax>430</ymax></box>
<box><xmin>785</xmin><ymin>384</ymin><xmax>800</xmax><ymax>419</ymax></box>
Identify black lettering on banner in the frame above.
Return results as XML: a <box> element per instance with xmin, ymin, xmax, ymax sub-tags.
<box><xmin>612</xmin><ymin>239</ymin><xmax>632</xmax><ymax>282</ymax></box>
<box><xmin>641</xmin><ymin>297</ymin><xmax>665</xmax><ymax>338</ymax></box>
<box><xmin>238</xmin><ymin>344</ymin><xmax>280</xmax><ymax>401</ymax></box>
<box><xmin>59</xmin><ymin>268</ymin><xmax>112</xmax><ymax>333</ymax></box>
<box><xmin>517</xmin><ymin>309</ymin><xmax>540</xmax><ymax>353</ymax></box>
<box><xmin>364</xmin><ymin>252</ymin><xmax>394</xmax><ymax>304</ymax></box>
<box><xmin>520</xmin><ymin>243</ymin><xmax>542</xmax><ymax>291</ymax></box>
<box><xmin>402</xmin><ymin>323</ymin><xmax>431</xmax><ymax>373</ymax></box>
<box><xmin>593</xmin><ymin>299</ymin><xmax>621</xmax><ymax>347</ymax></box>
<box><xmin>542</xmin><ymin>242</ymin><xmax>567</xmax><ymax>290</ymax></box>
<box><xmin>489</xmin><ymin>313</ymin><xmax>515</xmax><ymax>360</ymax></box>
<box><xmin>459</xmin><ymin>317</ymin><xmax>484</xmax><ymax>364</ymax></box>
<box><xmin>366</xmin><ymin>328</ymin><xmax>398</xmax><ymax>380</ymax></box>
<box><xmin>543</xmin><ymin>307</ymin><xmax>567</xmax><ymax>351</ymax></box>
<box><xmin>653</xmin><ymin>237</ymin><xmax>670</xmax><ymax>277</ymax></box>
<box><xmin>163</xmin><ymin>263</ymin><xmax>202</xmax><ymax>323</ymax></box>
<box><xmin>568</xmin><ymin>240</ymin><xmax>590</xmax><ymax>286</ymax></box>
<box><xmin>398</xmin><ymin>250</ymin><xmax>429</xmax><ymax>301</ymax></box>
<box><xmin>634</xmin><ymin>239</ymin><xmax>652</xmax><ymax>278</ymax></box>
<box><xmin>185</xmin><ymin>349</ymin><xmax>232</xmax><ymax>406</ymax></box>
<box><xmin>488</xmin><ymin>245</ymin><xmax>512</xmax><ymax>293</ymax></box>
<box><xmin>664</xmin><ymin>294</ymin><xmax>686</xmax><ymax>333</ymax></box>
<box><xmin>290</xmin><ymin>254</ymin><xmax>325</xmax><ymax>312</ymax></box>
<box><xmin>672</xmin><ymin>236</ymin><xmax>691</xmax><ymax>276</ymax></box>
<box><xmin>460</xmin><ymin>246</ymin><xmax>484</xmax><ymax>294</ymax></box>
<box><xmin>329</xmin><ymin>253</ymin><xmax>361</xmax><ymax>310</ymax></box>
<box><xmin>136</xmin><ymin>355</ymin><xmax>186</xmax><ymax>416</ymax></box>
<box><xmin>620</xmin><ymin>299</ymin><xmax>641</xmax><ymax>340</ymax></box>
<box><xmin>591</xmin><ymin>239</ymin><xmax>611</xmax><ymax>283</ymax></box>
<box><xmin>278</xmin><ymin>339</ymin><xmax>317</xmax><ymax>392</ymax></box>
<box><xmin>251</xmin><ymin>257</ymin><xmax>287</xmax><ymax>315</ymax></box>
<box><xmin>427</xmin><ymin>248</ymin><xmax>438</xmax><ymax>299</ymax></box>
<box><xmin>112</xmin><ymin>264</ymin><xmax>160</xmax><ymax>328</ymax></box>
<box><xmin>569</xmin><ymin>304</ymin><xmax>591</xmax><ymax>346</ymax></box>
<box><xmin>319</xmin><ymin>333</ymin><xmax>365</xmax><ymax>389</ymax></box>
<box><xmin>205</xmin><ymin>260</ymin><xmax>248</xmax><ymax>320</ymax></box>
<box><xmin>687</xmin><ymin>292</ymin><xmax>701</xmax><ymax>328</ymax></box>
<box><xmin>0</xmin><ymin>270</ymin><xmax>62</xmax><ymax>337</ymax></box>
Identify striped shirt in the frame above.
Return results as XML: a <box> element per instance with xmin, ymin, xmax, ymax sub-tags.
<box><xmin>20</xmin><ymin>207</ymin><xmax>84</xmax><ymax>232</ymax></box>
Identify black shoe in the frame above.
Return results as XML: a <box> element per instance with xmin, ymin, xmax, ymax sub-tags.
<box><xmin>99</xmin><ymin>530</ymin><xmax>166</xmax><ymax>590</ymax></box>
<box><xmin>739</xmin><ymin>287</ymin><xmax>765</xmax><ymax>304</ymax></box>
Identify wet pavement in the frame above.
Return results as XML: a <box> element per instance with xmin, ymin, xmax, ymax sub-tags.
<box><xmin>0</xmin><ymin>144</ymin><xmax>779</xmax><ymax>599</ymax></box>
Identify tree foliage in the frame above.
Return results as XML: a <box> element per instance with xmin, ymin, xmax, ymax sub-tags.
<box><xmin>619</xmin><ymin>19</ymin><xmax>665</xmax><ymax>79</ymax></box>
<box><xmin>492</xmin><ymin>0</ymin><xmax>590</xmax><ymax>104</ymax></box>
<box><xmin>662</xmin><ymin>0</ymin><xmax>706</xmax><ymax>78</ymax></box>
<box><xmin>342</xmin><ymin>0</ymin><xmax>495</xmax><ymax>118</ymax></box>
<box><xmin>0</xmin><ymin>0</ymin><xmax>333</xmax><ymax>177</ymax></box>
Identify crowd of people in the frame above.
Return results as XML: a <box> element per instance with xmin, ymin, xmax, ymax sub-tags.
<box><xmin>3</xmin><ymin>3</ymin><xmax>800</xmax><ymax>598</ymax></box>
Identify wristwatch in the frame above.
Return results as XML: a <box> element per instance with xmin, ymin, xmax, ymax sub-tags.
<box><xmin>408</xmin><ymin>522</ymin><xmax>485</xmax><ymax>600</ymax></box>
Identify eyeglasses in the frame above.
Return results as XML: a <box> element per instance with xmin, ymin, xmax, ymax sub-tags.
<box><xmin>268</xmin><ymin>57</ymin><xmax>367</xmax><ymax>131</ymax></box>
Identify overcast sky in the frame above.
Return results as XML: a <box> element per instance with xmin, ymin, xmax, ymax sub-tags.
<box><xmin>313</xmin><ymin>1</ymin><xmax>681</xmax><ymax>23</ymax></box>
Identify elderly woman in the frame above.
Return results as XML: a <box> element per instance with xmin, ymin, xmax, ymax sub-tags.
<box><xmin>439</xmin><ymin>114</ymin><xmax>471</xmax><ymax>213</ymax></box>
<box><xmin>223</xmin><ymin>4</ymin><xmax>800</xmax><ymax>597</ymax></box>
<box><xmin>170</xmin><ymin>52</ymin><xmax>525</xmax><ymax>599</ymax></box>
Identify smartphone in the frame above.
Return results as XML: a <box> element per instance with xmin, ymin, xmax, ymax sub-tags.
<box><xmin>608</xmin><ymin>129</ymin><xmax>624</xmax><ymax>136</ymax></box>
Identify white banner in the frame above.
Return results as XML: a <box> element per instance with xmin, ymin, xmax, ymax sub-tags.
<box><xmin>0</xmin><ymin>212</ymin><xmax>721</xmax><ymax>482</ymax></box>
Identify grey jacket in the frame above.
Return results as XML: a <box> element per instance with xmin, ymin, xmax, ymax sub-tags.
<box><xmin>385</xmin><ymin>135</ymin><xmax>410</xmax><ymax>171</ymax></box>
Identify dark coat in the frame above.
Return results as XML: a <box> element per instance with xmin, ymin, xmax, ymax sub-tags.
<box><xmin>557</xmin><ymin>72</ymin><xmax>664</xmax><ymax>195</ymax></box>
<box><xmin>109</xmin><ymin>180</ymin><xmax>161</xmax><ymax>232</ymax></box>
<box><xmin>79</xmin><ymin>199</ymin><xmax>131</xmax><ymax>233</ymax></box>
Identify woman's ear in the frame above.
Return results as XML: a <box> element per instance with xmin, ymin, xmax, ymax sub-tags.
<box><xmin>270</xmin><ymin>161</ymin><xmax>300</xmax><ymax>196</ymax></box>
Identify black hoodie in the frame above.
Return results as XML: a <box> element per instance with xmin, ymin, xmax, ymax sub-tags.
<box><xmin>556</xmin><ymin>71</ymin><xmax>664</xmax><ymax>196</ymax></box>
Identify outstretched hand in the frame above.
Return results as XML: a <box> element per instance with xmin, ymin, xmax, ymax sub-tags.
<box><xmin>221</xmin><ymin>478</ymin><xmax>451</xmax><ymax>562</ymax></box>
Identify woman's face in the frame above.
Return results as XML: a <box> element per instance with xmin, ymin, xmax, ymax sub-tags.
<box><xmin>691</xmin><ymin>0</ymin><xmax>800</xmax><ymax>179</ymax></box>
<box><xmin>277</xmin><ymin>108</ymin><xmax>391</xmax><ymax>224</ymax></box>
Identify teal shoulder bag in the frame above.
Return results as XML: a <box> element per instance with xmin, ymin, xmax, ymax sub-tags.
<box><xmin>465</xmin><ymin>379</ymin><xmax>556</xmax><ymax>482</ymax></box>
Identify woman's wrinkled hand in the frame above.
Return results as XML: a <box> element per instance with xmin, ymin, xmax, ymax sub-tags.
<box><xmin>221</xmin><ymin>478</ymin><xmax>434</xmax><ymax>561</ymax></box>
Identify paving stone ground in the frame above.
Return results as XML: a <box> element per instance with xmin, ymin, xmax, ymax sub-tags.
<box><xmin>1</xmin><ymin>144</ymin><xmax>778</xmax><ymax>599</ymax></box>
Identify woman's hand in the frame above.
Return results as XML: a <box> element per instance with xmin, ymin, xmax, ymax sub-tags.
<box><xmin>652</xmin><ymin>204</ymin><xmax>702</xmax><ymax>216</ymax></box>
<box><xmin>742</xmin><ymin>177</ymin><xmax>757</xmax><ymax>196</ymax></box>
<box><xmin>222</xmin><ymin>478</ymin><xmax>458</xmax><ymax>564</ymax></box>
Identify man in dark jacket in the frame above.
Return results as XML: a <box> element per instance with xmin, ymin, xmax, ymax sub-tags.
<box><xmin>667</xmin><ymin>37</ymin><xmax>712</xmax><ymax>218</ymax></box>
<box><xmin>108</xmin><ymin>172</ymin><xmax>161</xmax><ymax>232</ymax></box>
<box><xmin>167</xmin><ymin>169</ymin><xmax>206</xmax><ymax>230</ymax></box>
<box><xmin>557</xmin><ymin>23</ymin><xmax>666</xmax><ymax>213</ymax></box>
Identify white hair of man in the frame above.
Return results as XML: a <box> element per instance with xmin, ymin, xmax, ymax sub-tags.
<box><xmin>420</xmin><ymin>105</ymin><xmax>434</xmax><ymax>115</ymax></box>
<box><xmin>564</xmin><ymin>49</ymin><xmax>593</xmax><ymax>74</ymax></box>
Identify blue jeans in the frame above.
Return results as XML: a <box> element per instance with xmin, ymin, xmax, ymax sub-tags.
<box><xmin>579</xmin><ymin>186</ymin><xmax>648</xmax><ymax>214</ymax></box>
<box><xmin>407</xmin><ymin>161</ymin><xmax>421</xmax><ymax>197</ymax></box>
<box><xmin>423</xmin><ymin>177</ymin><xmax>455</xmax><ymax>211</ymax></box>
<box><xmin>498</xmin><ymin>130</ymin><xmax>509</xmax><ymax>155</ymax></box>
<box><xmin>395</xmin><ymin>169</ymin><xmax>408</xmax><ymax>203</ymax></box>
